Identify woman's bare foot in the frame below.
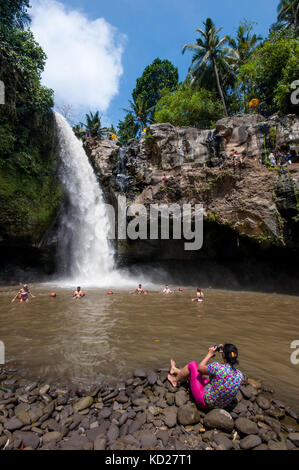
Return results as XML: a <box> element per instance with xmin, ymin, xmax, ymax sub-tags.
<box><xmin>167</xmin><ymin>374</ymin><xmax>178</xmax><ymax>388</ymax></box>
<box><xmin>170</xmin><ymin>359</ymin><xmax>176</xmax><ymax>375</ymax></box>
<box><xmin>170</xmin><ymin>359</ymin><xmax>180</xmax><ymax>375</ymax></box>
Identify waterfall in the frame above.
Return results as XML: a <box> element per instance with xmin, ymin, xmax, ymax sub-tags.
<box><xmin>54</xmin><ymin>111</ymin><xmax>121</xmax><ymax>287</ymax></box>
<box><xmin>116</xmin><ymin>147</ymin><xmax>128</xmax><ymax>193</ymax></box>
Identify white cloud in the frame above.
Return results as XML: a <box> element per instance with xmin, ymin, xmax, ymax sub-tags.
<box><xmin>30</xmin><ymin>0</ymin><xmax>126</xmax><ymax>114</ymax></box>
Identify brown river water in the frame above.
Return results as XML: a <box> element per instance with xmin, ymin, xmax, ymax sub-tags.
<box><xmin>0</xmin><ymin>285</ymin><xmax>298</xmax><ymax>412</ymax></box>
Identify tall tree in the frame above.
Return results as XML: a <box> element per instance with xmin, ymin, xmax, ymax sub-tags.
<box><xmin>132</xmin><ymin>58</ymin><xmax>178</xmax><ymax>116</ymax></box>
<box><xmin>182</xmin><ymin>18</ymin><xmax>238</xmax><ymax>117</ymax></box>
<box><xmin>0</xmin><ymin>0</ymin><xmax>31</xmax><ymax>29</ymax></box>
<box><xmin>237</xmin><ymin>30</ymin><xmax>299</xmax><ymax>115</ymax></box>
<box><xmin>154</xmin><ymin>86</ymin><xmax>224</xmax><ymax>129</ymax></box>
<box><xmin>82</xmin><ymin>111</ymin><xmax>110</xmax><ymax>138</ymax></box>
<box><xmin>277</xmin><ymin>0</ymin><xmax>299</xmax><ymax>29</ymax></box>
<box><xmin>227</xmin><ymin>20</ymin><xmax>263</xmax><ymax>112</ymax></box>
<box><xmin>117</xmin><ymin>113</ymin><xmax>139</xmax><ymax>145</ymax></box>
<box><xmin>228</xmin><ymin>20</ymin><xmax>262</xmax><ymax>65</ymax></box>
<box><xmin>123</xmin><ymin>97</ymin><xmax>153</xmax><ymax>135</ymax></box>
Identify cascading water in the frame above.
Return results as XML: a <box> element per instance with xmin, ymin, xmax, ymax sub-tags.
<box><xmin>116</xmin><ymin>147</ymin><xmax>128</xmax><ymax>193</ymax></box>
<box><xmin>54</xmin><ymin>112</ymin><xmax>128</xmax><ymax>287</ymax></box>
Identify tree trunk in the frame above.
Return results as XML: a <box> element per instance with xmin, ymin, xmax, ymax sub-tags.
<box><xmin>213</xmin><ymin>57</ymin><xmax>228</xmax><ymax>117</ymax></box>
<box><xmin>139</xmin><ymin>119</ymin><xmax>143</xmax><ymax>135</ymax></box>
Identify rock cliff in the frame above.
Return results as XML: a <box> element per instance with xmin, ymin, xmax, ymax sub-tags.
<box><xmin>85</xmin><ymin>114</ymin><xmax>299</xmax><ymax>292</ymax></box>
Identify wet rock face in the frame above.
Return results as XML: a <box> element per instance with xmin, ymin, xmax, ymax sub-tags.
<box><xmin>85</xmin><ymin>115</ymin><xmax>299</xmax><ymax>264</ymax></box>
<box><xmin>0</xmin><ymin>366</ymin><xmax>299</xmax><ymax>451</ymax></box>
<box><xmin>216</xmin><ymin>114</ymin><xmax>299</xmax><ymax>160</ymax></box>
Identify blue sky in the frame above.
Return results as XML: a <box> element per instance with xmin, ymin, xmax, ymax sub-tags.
<box><xmin>31</xmin><ymin>0</ymin><xmax>278</xmax><ymax>127</ymax></box>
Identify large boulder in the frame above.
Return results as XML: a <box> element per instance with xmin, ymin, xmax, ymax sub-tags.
<box><xmin>240</xmin><ymin>435</ymin><xmax>262</xmax><ymax>450</ymax></box>
<box><xmin>203</xmin><ymin>409</ymin><xmax>234</xmax><ymax>433</ymax></box>
<box><xmin>177</xmin><ymin>404</ymin><xmax>202</xmax><ymax>426</ymax></box>
<box><xmin>235</xmin><ymin>417</ymin><xmax>259</xmax><ymax>435</ymax></box>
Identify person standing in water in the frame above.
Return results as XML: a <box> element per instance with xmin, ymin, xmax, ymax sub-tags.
<box><xmin>168</xmin><ymin>344</ymin><xmax>244</xmax><ymax>410</ymax></box>
<box><xmin>73</xmin><ymin>287</ymin><xmax>85</xmax><ymax>299</ymax></box>
<box><xmin>23</xmin><ymin>284</ymin><xmax>35</xmax><ymax>298</ymax></box>
<box><xmin>130</xmin><ymin>284</ymin><xmax>146</xmax><ymax>294</ymax></box>
<box><xmin>192</xmin><ymin>287</ymin><xmax>204</xmax><ymax>302</ymax></box>
<box><xmin>163</xmin><ymin>285</ymin><xmax>173</xmax><ymax>294</ymax></box>
<box><xmin>11</xmin><ymin>285</ymin><xmax>35</xmax><ymax>303</ymax></box>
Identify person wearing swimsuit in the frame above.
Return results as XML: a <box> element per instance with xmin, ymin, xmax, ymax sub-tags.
<box><xmin>11</xmin><ymin>285</ymin><xmax>35</xmax><ymax>303</ymax></box>
<box><xmin>23</xmin><ymin>285</ymin><xmax>35</xmax><ymax>299</ymax></box>
<box><xmin>163</xmin><ymin>285</ymin><xmax>173</xmax><ymax>294</ymax></box>
<box><xmin>73</xmin><ymin>287</ymin><xmax>85</xmax><ymax>299</ymax></box>
<box><xmin>192</xmin><ymin>287</ymin><xmax>204</xmax><ymax>302</ymax></box>
<box><xmin>130</xmin><ymin>284</ymin><xmax>146</xmax><ymax>294</ymax></box>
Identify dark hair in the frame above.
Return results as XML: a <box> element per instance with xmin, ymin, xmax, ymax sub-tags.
<box><xmin>223</xmin><ymin>344</ymin><xmax>239</xmax><ymax>367</ymax></box>
<box><xmin>77</xmin><ymin>287</ymin><xmax>80</xmax><ymax>291</ymax></box>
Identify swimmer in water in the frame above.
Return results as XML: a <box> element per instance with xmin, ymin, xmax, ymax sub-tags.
<box><xmin>23</xmin><ymin>285</ymin><xmax>35</xmax><ymax>298</ymax></box>
<box><xmin>162</xmin><ymin>285</ymin><xmax>173</xmax><ymax>294</ymax></box>
<box><xmin>192</xmin><ymin>287</ymin><xmax>204</xmax><ymax>302</ymax></box>
<box><xmin>11</xmin><ymin>285</ymin><xmax>35</xmax><ymax>303</ymax></box>
<box><xmin>73</xmin><ymin>287</ymin><xmax>85</xmax><ymax>299</ymax></box>
<box><xmin>130</xmin><ymin>284</ymin><xmax>146</xmax><ymax>294</ymax></box>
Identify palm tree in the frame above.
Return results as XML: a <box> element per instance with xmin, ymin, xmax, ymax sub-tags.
<box><xmin>277</xmin><ymin>0</ymin><xmax>299</xmax><ymax>29</ymax></box>
<box><xmin>83</xmin><ymin>111</ymin><xmax>110</xmax><ymax>138</ymax></box>
<box><xmin>182</xmin><ymin>18</ymin><xmax>239</xmax><ymax>117</ymax></box>
<box><xmin>227</xmin><ymin>20</ymin><xmax>263</xmax><ymax>112</ymax></box>
<box><xmin>72</xmin><ymin>124</ymin><xmax>85</xmax><ymax>139</ymax></box>
<box><xmin>228</xmin><ymin>21</ymin><xmax>262</xmax><ymax>65</ymax></box>
<box><xmin>123</xmin><ymin>96</ymin><xmax>153</xmax><ymax>135</ymax></box>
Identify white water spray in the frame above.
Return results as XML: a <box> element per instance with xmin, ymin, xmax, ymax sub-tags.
<box><xmin>54</xmin><ymin>112</ymin><xmax>131</xmax><ymax>287</ymax></box>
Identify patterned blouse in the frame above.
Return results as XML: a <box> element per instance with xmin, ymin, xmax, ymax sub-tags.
<box><xmin>204</xmin><ymin>362</ymin><xmax>244</xmax><ymax>408</ymax></box>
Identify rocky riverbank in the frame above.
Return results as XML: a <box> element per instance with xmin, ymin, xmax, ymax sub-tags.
<box><xmin>0</xmin><ymin>366</ymin><xmax>298</xmax><ymax>451</ymax></box>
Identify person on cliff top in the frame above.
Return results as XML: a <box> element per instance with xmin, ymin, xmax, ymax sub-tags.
<box><xmin>162</xmin><ymin>285</ymin><xmax>173</xmax><ymax>294</ymax></box>
<box><xmin>73</xmin><ymin>287</ymin><xmax>85</xmax><ymax>299</ymax></box>
<box><xmin>285</xmin><ymin>152</ymin><xmax>292</xmax><ymax>165</ymax></box>
<box><xmin>11</xmin><ymin>285</ymin><xmax>35</xmax><ymax>303</ymax></box>
<box><xmin>130</xmin><ymin>284</ymin><xmax>146</xmax><ymax>294</ymax></box>
<box><xmin>192</xmin><ymin>287</ymin><xmax>204</xmax><ymax>302</ymax></box>
<box><xmin>167</xmin><ymin>344</ymin><xmax>244</xmax><ymax>410</ymax></box>
<box><xmin>232</xmin><ymin>152</ymin><xmax>243</xmax><ymax>174</ymax></box>
<box><xmin>268</xmin><ymin>152</ymin><xmax>276</xmax><ymax>165</ymax></box>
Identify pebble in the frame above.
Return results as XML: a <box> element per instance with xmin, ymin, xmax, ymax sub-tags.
<box><xmin>94</xmin><ymin>436</ymin><xmax>106</xmax><ymax>450</ymax></box>
<box><xmin>288</xmin><ymin>433</ymin><xmax>299</xmax><ymax>447</ymax></box>
<box><xmin>42</xmin><ymin>431</ymin><xmax>62</xmax><ymax>444</ymax></box>
<box><xmin>39</xmin><ymin>385</ymin><xmax>50</xmax><ymax>396</ymax></box>
<box><xmin>235</xmin><ymin>417</ymin><xmax>259</xmax><ymax>435</ymax></box>
<box><xmin>73</xmin><ymin>396</ymin><xmax>93</xmax><ymax>411</ymax></box>
<box><xmin>240</xmin><ymin>434</ymin><xmax>262</xmax><ymax>450</ymax></box>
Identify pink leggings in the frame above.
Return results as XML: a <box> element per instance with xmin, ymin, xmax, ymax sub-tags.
<box><xmin>188</xmin><ymin>361</ymin><xmax>210</xmax><ymax>409</ymax></box>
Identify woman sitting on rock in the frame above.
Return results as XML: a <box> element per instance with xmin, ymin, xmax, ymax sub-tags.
<box><xmin>168</xmin><ymin>344</ymin><xmax>244</xmax><ymax>410</ymax></box>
